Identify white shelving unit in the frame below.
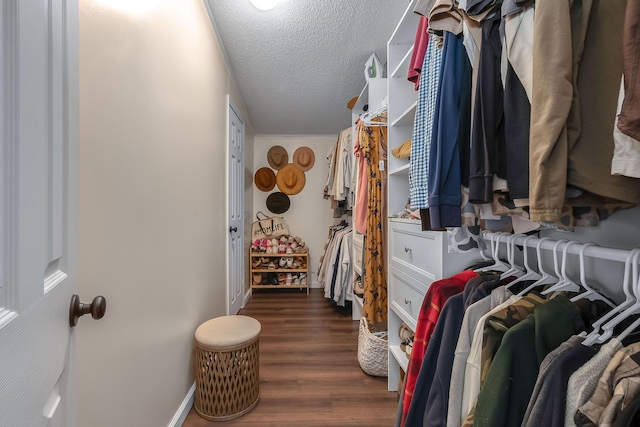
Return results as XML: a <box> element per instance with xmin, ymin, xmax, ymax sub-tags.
<box><xmin>385</xmin><ymin>1</ymin><xmax>479</xmax><ymax>392</ymax></box>
<box><xmin>387</xmin><ymin>1</ymin><xmax>420</xmax><ymax>220</ymax></box>
<box><xmin>350</xmin><ymin>74</ymin><xmax>387</xmax><ymax>321</ymax></box>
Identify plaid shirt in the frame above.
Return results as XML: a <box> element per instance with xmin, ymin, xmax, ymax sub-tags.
<box><xmin>410</xmin><ymin>38</ymin><xmax>443</xmax><ymax>210</ymax></box>
<box><xmin>400</xmin><ymin>269</ymin><xmax>478</xmax><ymax>427</ymax></box>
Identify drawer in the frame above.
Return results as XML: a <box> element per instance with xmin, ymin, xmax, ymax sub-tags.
<box><xmin>353</xmin><ymin>231</ymin><xmax>363</xmax><ymax>276</ymax></box>
<box><xmin>390</xmin><ymin>222</ymin><xmax>443</xmax><ymax>280</ymax></box>
<box><xmin>389</xmin><ymin>265</ymin><xmax>431</xmax><ymax>329</ymax></box>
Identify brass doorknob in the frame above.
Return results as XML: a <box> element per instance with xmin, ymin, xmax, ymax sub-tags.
<box><xmin>69</xmin><ymin>294</ymin><xmax>107</xmax><ymax>327</ymax></box>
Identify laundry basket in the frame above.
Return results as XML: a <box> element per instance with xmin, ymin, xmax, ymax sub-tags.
<box><xmin>357</xmin><ymin>317</ymin><xmax>388</xmax><ymax>377</ymax></box>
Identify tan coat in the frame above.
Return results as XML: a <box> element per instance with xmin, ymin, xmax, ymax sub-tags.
<box><xmin>529</xmin><ymin>0</ymin><xmax>640</xmax><ymax>222</ymax></box>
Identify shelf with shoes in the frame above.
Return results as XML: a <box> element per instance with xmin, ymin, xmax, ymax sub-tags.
<box><xmin>250</xmin><ymin>235</ymin><xmax>309</xmax><ymax>294</ymax></box>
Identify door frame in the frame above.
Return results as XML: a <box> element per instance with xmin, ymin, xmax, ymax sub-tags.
<box><xmin>226</xmin><ymin>95</ymin><xmax>245</xmax><ymax>315</ymax></box>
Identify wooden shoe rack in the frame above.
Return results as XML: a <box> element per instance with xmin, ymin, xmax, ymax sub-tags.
<box><xmin>250</xmin><ymin>251</ymin><xmax>309</xmax><ymax>295</ymax></box>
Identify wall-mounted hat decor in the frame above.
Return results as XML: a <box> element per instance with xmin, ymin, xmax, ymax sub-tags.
<box><xmin>254</xmin><ymin>167</ymin><xmax>276</xmax><ymax>192</ymax></box>
<box><xmin>267</xmin><ymin>145</ymin><xmax>289</xmax><ymax>170</ymax></box>
<box><xmin>266</xmin><ymin>191</ymin><xmax>290</xmax><ymax>214</ymax></box>
<box><xmin>276</xmin><ymin>164</ymin><xmax>306</xmax><ymax>195</ymax></box>
<box><xmin>293</xmin><ymin>146</ymin><xmax>315</xmax><ymax>171</ymax></box>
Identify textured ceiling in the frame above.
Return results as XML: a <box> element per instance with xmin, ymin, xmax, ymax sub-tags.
<box><xmin>205</xmin><ymin>0</ymin><xmax>407</xmax><ymax>135</ymax></box>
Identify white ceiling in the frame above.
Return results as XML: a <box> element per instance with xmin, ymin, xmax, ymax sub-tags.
<box><xmin>205</xmin><ymin>0</ymin><xmax>407</xmax><ymax>135</ymax></box>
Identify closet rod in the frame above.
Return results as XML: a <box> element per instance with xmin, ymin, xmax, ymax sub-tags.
<box><xmin>482</xmin><ymin>231</ymin><xmax>633</xmax><ymax>264</ymax></box>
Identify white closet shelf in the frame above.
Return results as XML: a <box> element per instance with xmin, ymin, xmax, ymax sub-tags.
<box><xmin>389</xmin><ymin>163</ymin><xmax>410</xmax><ymax>176</ymax></box>
<box><xmin>391</xmin><ymin>101</ymin><xmax>417</xmax><ymax>127</ymax></box>
<box><xmin>389</xmin><ymin>0</ymin><xmax>420</xmax><ymax>45</ymax></box>
<box><xmin>391</xmin><ymin>44</ymin><xmax>415</xmax><ymax>78</ymax></box>
<box><xmin>353</xmin><ymin>82</ymin><xmax>370</xmax><ymax>111</ymax></box>
<box><xmin>390</xmin><ymin>345</ymin><xmax>409</xmax><ymax>371</ymax></box>
<box><xmin>389</xmin><ymin>217</ymin><xmax>421</xmax><ymax>225</ymax></box>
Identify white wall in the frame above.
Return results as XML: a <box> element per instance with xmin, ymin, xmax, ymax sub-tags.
<box><xmin>78</xmin><ymin>1</ymin><xmax>254</xmax><ymax>426</ymax></box>
<box><xmin>537</xmin><ymin>206</ymin><xmax>640</xmax><ymax>302</ymax></box>
<box><xmin>253</xmin><ymin>135</ymin><xmax>347</xmax><ymax>287</ymax></box>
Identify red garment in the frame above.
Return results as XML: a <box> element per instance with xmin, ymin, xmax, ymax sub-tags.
<box><xmin>407</xmin><ymin>17</ymin><xmax>430</xmax><ymax>90</ymax></box>
<box><xmin>400</xmin><ymin>269</ymin><xmax>478</xmax><ymax>427</ymax></box>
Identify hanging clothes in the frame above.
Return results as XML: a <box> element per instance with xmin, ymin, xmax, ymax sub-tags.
<box><xmin>409</xmin><ymin>39</ymin><xmax>443</xmax><ymax>211</ymax></box>
<box><xmin>397</xmin><ymin>233</ymin><xmax>640</xmax><ymax>427</ymax></box>
<box><xmin>400</xmin><ymin>269</ymin><xmax>478</xmax><ymax>427</ymax></box>
<box><xmin>359</xmin><ymin>119</ymin><xmax>389</xmax><ymax>325</ymax></box>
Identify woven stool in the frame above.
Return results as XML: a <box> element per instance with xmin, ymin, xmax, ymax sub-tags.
<box><xmin>194</xmin><ymin>315</ymin><xmax>261</xmax><ymax>421</ymax></box>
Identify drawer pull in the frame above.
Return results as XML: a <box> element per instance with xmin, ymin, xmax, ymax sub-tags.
<box><xmin>404</xmin><ymin>247</ymin><xmax>412</xmax><ymax>253</ymax></box>
<box><xmin>404</xmin><ymin>298</ymin><xmax>411</xmax><ymax>304</ymax></box>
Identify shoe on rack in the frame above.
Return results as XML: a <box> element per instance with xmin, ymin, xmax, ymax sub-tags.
<box><xmin>259</xmin><ymin>239</ymin><xmax>268</xmax><ymax>252</ymax></box>
<box><xmin>300</xmin><ymin>273</ymin><xmax>307</xmax><ymax>286</ymax></box>
<box><xmin>277</xmin><ymin>273</ymin><xmax>286</xmax><ymax>286</ymax></box>
<box><xmin>286</xmin><ymin>257</ymin><xmax>293</xmax><ymax>268</ymax></box>
<box><xmin>286</xmin><ymin>273</ymin><xmax>292</xmax><ymax>286</ymax></box>
<box><xmin>253</xmin><ymin>273</ymin><xmax>262</xmax><ymax>285</ymax></box>
<box><xmin>286</xmin><ymin>244</ymin><xmax>293</xmax><ymax>254</ymax></box>
<box><xmin>252</xmin><ymin>258</ymin><xmax>261</xmax><ymax>269</ymax></box>
<box><xmin>293</xmin><ymin>274</ymin><xmax>301</xmax><ymax>285</ymax></box>
<box><xmin>267</xmin><ymin>261</ymin><xmax>276</xmax><ymax>269</ymax></box>
<box><xmin>251</xmin><ymin>239</ymin><xmax>260</xmax><ymax>252</ymax></box>
<box><xmin>279</xmin><ymin>256</ymin><xmax>287</xmax><ymax>268</ymax></box>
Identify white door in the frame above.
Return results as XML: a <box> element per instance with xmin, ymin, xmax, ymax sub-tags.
<box><xmin>227</xmin><ymin>97</ymin><xmax>245</xmax><ymax>315</ymax></box>
<box><xmin>0</xmin><ymin>1</ymin><xmax>80</xmax><ymax>426</ymax></box>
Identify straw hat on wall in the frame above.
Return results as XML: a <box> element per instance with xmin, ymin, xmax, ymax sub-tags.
<box><xmin>276</xmin><ymin>164</ymin><xmax>306</xmax><ymax>195</ymax></box>
<box><xmin>293</xmin><ymin>146</ymin><xmax>315</xmax><ymax>171</ymax></box>
<box><xmin>267</xmin><ymin>145</ymin><xmax>289</xmax><ymax>170</ymax></box>
<box><xmin>254</xmin><ymin>167</ymin><xmax>276</xmax><ymax>192</ymax></box>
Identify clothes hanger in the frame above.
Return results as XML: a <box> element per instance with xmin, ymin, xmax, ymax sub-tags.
<box><xmin>478</xmin><ymin>231</ymin><xmax>493</xmax><ymax>262</ymax></box>
<box><xmin>500</xmin><ymin>234</ymin><xmax>526</xmax><ymax>279</ymax></box>
<box><xmin>514</xmin><ymin>237</ymin><xmax>558</xmax><ymax>296</ymax></box>
<box><xmin>569</xmin><ymin>243</ymin><xmax>616</xmax><ymax>308</ymax></box>
<box><xmin>505</xmin><ymin>235</ymin><xmax>542</xmax><ymax>292</ymax></box>
<box><xmin>541</xmin><ymin>240</ymin><xmax>582</xmax><ymax>294</ymax></box>
<box><xmin>360</xmin><ymin>106</ymin><xmax>388</xmax><ymax>126</ymax></box>
<box><xmin>590</xmin><ymin>248</ymin><xmax>640</xmax><ymax>345</ymax></box>
<box><xmin>582</xmin><ymin>248</ymin><xmax>640</xmax><ymax>346</ymax></box>
<box><xmin>614</xmin><ymin>259</ymin><xmax>640</xmax><ymax>342</ymax></box>
<box><xmin>475</xmin><ymin>232</ymin><xmax>509</xmax><ymax>273</ymax></box>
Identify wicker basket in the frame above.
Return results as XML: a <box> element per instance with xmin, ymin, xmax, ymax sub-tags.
<box><xmin>357</xmin><ymin>317</ymin><xmax>388</xmax><ymax>377</ymax></box>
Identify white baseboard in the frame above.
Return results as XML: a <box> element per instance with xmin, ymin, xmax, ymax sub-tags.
<box><xmin>244</xmin><ymin>288</ymin><xmax>252</xmax><ymax>306</ymax></box>
<box><xmin>167</xmin><ymin>382</ymin><xmax>195</xmax><ymax>427</ymax></box>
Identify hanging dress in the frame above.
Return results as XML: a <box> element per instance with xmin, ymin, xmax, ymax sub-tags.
<box><xmin>359</xmin><ymin>119</ymin><xmax>389</xmax><ymax>325</ymax></box>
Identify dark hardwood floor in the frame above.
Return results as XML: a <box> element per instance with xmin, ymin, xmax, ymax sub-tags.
<box><xmin>181</xmin><ymin>288</ymin><xmax>399</xmax><ymax>427</ymax></box>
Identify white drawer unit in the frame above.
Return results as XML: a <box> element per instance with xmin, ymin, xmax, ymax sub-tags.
<box><xmin>389</xmin><ymin>265</ymin><xmax>429</xmax><ymax>330</ymax></box>
<box><xmin>390</xmin><ymin>220</ymin><xmax>443</xmax><ymax>282</ymax></box>
<box><xmin>386</xmin><ymin>0</ymin><xmax>480</xmax><ymax>392</ymax></box>
<box><xmin>387</xmin><ymin>220</ymin><xmax>479</xmax><ymax>391</ymax></box>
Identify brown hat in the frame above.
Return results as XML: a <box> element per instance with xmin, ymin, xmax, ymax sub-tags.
<box><xmin>391</xmin><ymin>139</ymin><xmax>412</xmax><ymax>159</ymax></box>
<box><xmin>347</xmin><ymin>96</ymin><xmax>359</xmax><ymax>110</ymax></box>
<box><xmin>254</xmin><ymin>167</ymin><xmax>276</xmax><ymax>192</ymax></box>
<box><xmin>267</xmin><ymin>145</ymin><xmax>289</xmax><ymax>170</ymax></box>
<box><xmin>276</xmin><ymin>164</ymin><xmax>306</xmax><ymax>195</ymax></box>
<box><xmin>266</xmin><ymin>192</ymin><xmax>290</xmax><ymax>214</ymax></box>
<box><xmin>293</xmin><ymin>146</ymin><xmax>315</xmax><ymax>171</ymax></box>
